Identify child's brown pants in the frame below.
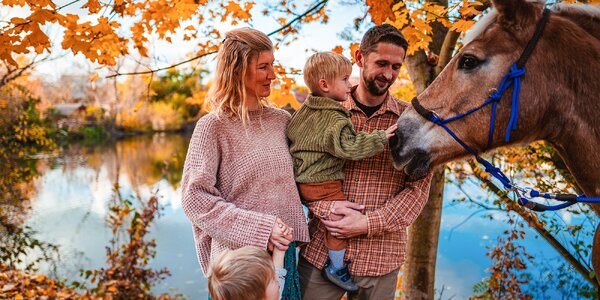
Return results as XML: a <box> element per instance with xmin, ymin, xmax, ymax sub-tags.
<box><xmin>298</xmin><ymin>180</ymin><xmax>347</xmax><ymax>251</ymax></box>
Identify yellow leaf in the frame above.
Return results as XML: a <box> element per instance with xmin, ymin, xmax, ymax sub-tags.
<box><xmin>221</xmin><ymin>1</ymin><xmax>253</xmax><ymax>23</ymax></box>
<box><xmin>2</xmin><ymin>0</ymin><xmax>27</xmax><ymax>6</ymax></box>
<box><xmin>450</xmin><ymin>19</ymin><xmax>475</xmax><ymax>32</ymax></box>
<box><xmin>89</xmin><ymin>73</ymin><xmax>99</xmax><ymax>82</ymax></box>
<box><xmin>437</xmin><ymin>18</ymin><xmax>452</xmax><ymax>28</ymax></box>
<box><xmin>349</xmin><ymin>42</ymin><xmax>360</xmax><ymax>64</ymax></box>
<box><xmin>412</xmin><ymin>17</ymin><xmax>432</xmax><ymax>33</ymax></box>
<box><xmin>387</xmin><ymin>10</ymin><xmax>408</xmax><ymax>29</ymax></box>
<box><xmin>366</xmin><ymin>0</ymin><xmax>395</xmax><ymax>25</ymax></box>
<box><xmin>34</xmin><ymin>274</ymin><xmax>46</xmax><ymax>282</ymax></box>
<box><xmin>82</xmin><ymin>0</ymin><xmax>102</xmax><ymax>14</ymax></box>
<box><xmin>331</xmin><ymin>45</ymin><xmax>343</xmax><ymax>55</ymax></box>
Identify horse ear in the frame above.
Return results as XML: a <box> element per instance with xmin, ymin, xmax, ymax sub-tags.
<box><xmin>491</xmin><ymin>0</ymin><xmax>526</xmax><ymax>23</ymax></box>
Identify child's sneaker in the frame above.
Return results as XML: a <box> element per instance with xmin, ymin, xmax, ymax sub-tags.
<box><xmin>321</xmin><ymin>258</ymin><xmax>359</xmax><ymax>292</ymax></box>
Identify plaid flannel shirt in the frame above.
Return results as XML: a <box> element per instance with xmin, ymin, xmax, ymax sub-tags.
<box><xmin>300</xmin><ymin>88</ymin><xmax>434</xmax><ymax>277</ymax></box>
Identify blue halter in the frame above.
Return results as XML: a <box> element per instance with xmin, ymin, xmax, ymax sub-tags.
<box><xmin>411</xmin><ymin>8</ymin><xmax>600</xmax><ymax>212</ymax></box>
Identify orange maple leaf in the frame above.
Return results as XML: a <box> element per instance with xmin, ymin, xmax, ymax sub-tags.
<box><xmin>366</xmin><ymin>0</ymin><xmax>396</xmax><ymax>25</ymax></box>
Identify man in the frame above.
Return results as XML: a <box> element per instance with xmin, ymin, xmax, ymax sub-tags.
<box><xmin>298</xmin><ymin>24</ymin><xmax>434</xmax><ymax>300</ymax></box>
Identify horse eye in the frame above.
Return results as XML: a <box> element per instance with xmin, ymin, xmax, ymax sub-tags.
<box><xmin>458</xmin><ymin>55</ymin><xmax>481</xmax><ymax>70</ymax></box>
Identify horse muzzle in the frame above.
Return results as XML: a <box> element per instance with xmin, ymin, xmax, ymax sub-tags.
<box><xmin>390</xmin><ymin>115</ymin><xmax>433</xmax><ymax>179</ymax></box>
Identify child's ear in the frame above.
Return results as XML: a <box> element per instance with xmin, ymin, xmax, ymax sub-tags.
<box><xmin>318</xmin><ymin>79</ymin><xmax>329</xmax><ymax>93</ymax></box>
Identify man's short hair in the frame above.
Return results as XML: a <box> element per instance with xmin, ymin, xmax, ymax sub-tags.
<box><xmin>208</xmin><ymin>246</ymin><xmax>275</xmax><ymax>300</ymax></box>
<box><xmin>360</xmin><ymin>24</ymin><xmax>408</xmax><ymax>57</ymax></box>
<box><xmin>303</xmin><ymin>51</ymin><xmax>352</xmax><ymax>95</ymax></box>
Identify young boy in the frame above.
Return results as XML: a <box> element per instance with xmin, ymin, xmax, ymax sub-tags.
<box><xmin>287</xmin><ymin>52</ymin><xmax>396</xmax><ymax>292</ymax></box>
<box><xmin>208</xmin><ymin>246</ymin><xmax>287</xmax><ymax>300</ymax></box>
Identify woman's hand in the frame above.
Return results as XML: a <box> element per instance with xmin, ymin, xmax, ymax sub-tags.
<box><xmin>385</xmin><ymin>123</ymin><xmax>398</xmax><ymax>139</ymax></box>
<box><xmin>268</xmin><ymin>218</ymin><xmax>293</xmax><ymax>251</ymax></box>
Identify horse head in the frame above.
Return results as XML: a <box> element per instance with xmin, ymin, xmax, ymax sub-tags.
<box><xmin>391</xmin><ymin>0</ymin><xmax>600</xmax><ymax>190</ymax></box>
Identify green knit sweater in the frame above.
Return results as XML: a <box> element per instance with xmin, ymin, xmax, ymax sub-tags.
<box><xmin>287</xmin><ymin>95</ymin><xmax>387</xmax><ymax>183</ymax></box>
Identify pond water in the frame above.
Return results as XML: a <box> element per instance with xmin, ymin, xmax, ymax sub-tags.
<box><xmin>20</xmin><ymin>133</ymin><xmax>595</xmax><ymax>299</ymax></box>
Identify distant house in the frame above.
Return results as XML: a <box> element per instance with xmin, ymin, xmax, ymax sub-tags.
<box><xmin>50</xmin><ymin>103</ymin><xmax>87</xmax><ymax>117</ymax></box>
<box><xmin>48</xmin><ymin>102</ymin><xmax>88</xmax><ymax>130</ymax></box>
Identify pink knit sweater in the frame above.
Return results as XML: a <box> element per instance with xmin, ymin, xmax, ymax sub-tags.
<box><xmin>181</xmin><ymin>107</ymin><xmax>310</xmax><ymax>274</ymax></box>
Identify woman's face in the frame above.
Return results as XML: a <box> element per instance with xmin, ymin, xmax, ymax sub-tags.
<box><xmin>244</xmin><ymin>50</ymin><xmax>276</xmax><ymax>104</ymax></box>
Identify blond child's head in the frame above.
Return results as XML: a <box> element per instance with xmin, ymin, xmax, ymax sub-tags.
<box><xmin>208</xmin><ymin>246</ymin><xmax>279</xmax><ymax>300</ymax></box>
<box><xmin>303</xmin><ymin>52</ymin><xmax>353</xmax><ymax>101</ymax></box>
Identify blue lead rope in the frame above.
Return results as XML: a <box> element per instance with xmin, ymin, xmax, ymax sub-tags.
<box><xmin>423</xmin><ymin>63</ymin><xmax>600</xmax><ymax>212</ymax></box>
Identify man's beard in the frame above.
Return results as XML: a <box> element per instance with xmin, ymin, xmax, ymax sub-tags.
<box><xmin>364</xmin><ymin>72</ymin><xmax>393</xmax><ymax>96</ymax></box>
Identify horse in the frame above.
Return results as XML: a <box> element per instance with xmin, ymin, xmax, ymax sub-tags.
<box><xmin>390</xmin><ymin>0</ymin><xmax>600</xmax><ymax>284</ymax></box>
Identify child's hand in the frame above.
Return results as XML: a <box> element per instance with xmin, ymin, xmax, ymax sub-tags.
<box><xmin>272</xmin><ymin>247</ymin><xmax>286</xmax><ymax>269</ymax></box>
<box><xmin>385</xmin><ymin>123</ymin><xmax>398</xmax><ymax>139</ymax></box>
<box><xmin>269</xmin><ymin>218</ymin><xmax>293</xmax><ymax>251</ymax></box>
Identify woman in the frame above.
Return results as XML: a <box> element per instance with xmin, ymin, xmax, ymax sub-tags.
<box><xmin>181</xmin><ymin>28</ymin><xmax>309</xmax><ymax>299</ymax></box>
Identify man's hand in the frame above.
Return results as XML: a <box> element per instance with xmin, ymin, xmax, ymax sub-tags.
<box><xmin>322</xmin><ymin>206</ymin><xmax>368</xmax><ymax>239</ymax></box>
<box><xmin>331</xmin><ymin>201</ymin><xmax>364</xmax><ymax>214</ymax></box>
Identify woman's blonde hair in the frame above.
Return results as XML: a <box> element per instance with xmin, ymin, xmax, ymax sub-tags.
<box><xmin>208</xmin><ymin>246</ymin><xmax>275</xmax><ymax>300</ymax></box>
<box><xmin>207</xmin><ymin>28</ymin><xmax>274</xmax><ymax>126</ymax></box>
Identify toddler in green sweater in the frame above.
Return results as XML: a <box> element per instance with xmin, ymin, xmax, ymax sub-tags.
<box><xmin>287</xmin><ymin>52</ymin><xmax>396</xmax><ymax>292</ymax></box>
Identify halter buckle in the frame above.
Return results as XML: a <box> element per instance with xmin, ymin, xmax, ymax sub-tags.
<box><xmin>429</xmin><ymin>110</ymin><xmax>442</xmax><ymax>123</ymax></box>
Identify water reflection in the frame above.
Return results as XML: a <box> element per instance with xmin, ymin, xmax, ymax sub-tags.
<box><xmin>25</xmin><ymin>133</ymin><xmax>207</xmax><ymax>298</ymax></box>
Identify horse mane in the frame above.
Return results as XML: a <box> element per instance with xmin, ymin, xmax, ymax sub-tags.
<box><xmin>553</xmin><ymin>3</ymin><xmax>600</xmax><ymax>41</ymax></box>
<box><xmin>464</xmin><ymin>2</ymin><xmax>600</xmax><ymax>44</ymax></box>
<box><xmin>463</xmin><ymin>9</ymin><xmax>497</xmax><ymax>45</ymax></box>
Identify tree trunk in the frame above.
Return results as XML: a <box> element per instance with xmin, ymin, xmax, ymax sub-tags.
<box><xmin>402</xmin><ymin>167</ymin><xmax>445</xmax><ymax>299</ymax></box>
<box><xmin>401</xmin><ymin>4</ymin><xmax>458</xmax><ymax>298</ymax></box>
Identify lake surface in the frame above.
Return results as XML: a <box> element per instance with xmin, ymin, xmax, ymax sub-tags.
<box><xmin>20</xmin><ymin>133</ymin><xmax>595</xmax><ymax>299</ymax></box>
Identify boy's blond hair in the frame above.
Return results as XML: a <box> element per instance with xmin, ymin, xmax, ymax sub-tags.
<box><xmin>303</xmin><ymin>52</ymin><xmax>352</xmax><ymax>95</ymax></box>
<box><xmin>208</xmin><ymin>246</ymin><xmax>275</xmax><ymax>300</ymax></box>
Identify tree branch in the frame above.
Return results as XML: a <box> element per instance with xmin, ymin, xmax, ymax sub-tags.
<box><xmin>435</xmin><ymin>30</ymin><xmax>460</xmax><ymax>75</ymax></box>
<box><xmin>106</xmin><ymin>0</ymin><xmax>329</xmax><ymax>78</ymax></box>
<box><xmin>56</xmin><ymin>0</ymin><xmax>83</xmax><ymax>11</ymax></box>
<box><xmin>0</xmin><ymin>55</ymin><xmax>47</xmax><ymax>88</ymax></box>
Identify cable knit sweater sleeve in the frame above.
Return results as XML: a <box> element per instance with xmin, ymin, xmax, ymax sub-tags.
<box><xmin>328</xmin><ymin>119</ymin><xmax>388</xmax><ymax>160</ymax></box>
<box><xmin>181</xmin><ymin>116</ymin><xmax>276</xmax><ymax>250</ymax></box>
